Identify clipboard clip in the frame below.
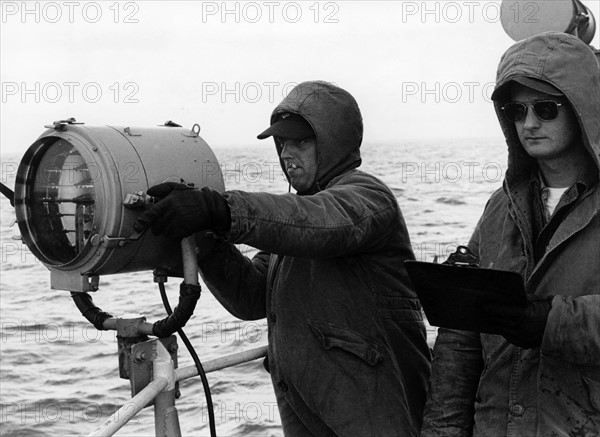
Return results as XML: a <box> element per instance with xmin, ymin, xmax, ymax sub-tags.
<box><xmin>443</xmin><ymin>245</ymin><xmax>479</xmax><ymax>267</ymax></box>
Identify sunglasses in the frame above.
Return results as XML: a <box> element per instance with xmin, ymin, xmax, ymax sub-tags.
<box><xmin>501</xmin><ymin>100</ymin><xmax>564</xmax><ymax>122</ymax></box>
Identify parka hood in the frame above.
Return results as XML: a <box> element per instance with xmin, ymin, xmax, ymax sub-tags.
<box><xmin>268</xmin><ymin>81</ymin><xmax>363</xmax><ymax>194</ymax></box>
<box><xmin>492</xmin><ymin>32</ymin><xmax>600</xmax><ymax>182</ymax></box>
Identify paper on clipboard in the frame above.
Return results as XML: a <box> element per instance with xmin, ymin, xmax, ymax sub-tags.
<box><xmin>405</xmin><ymin>260</ymin><xmax>528</xmax><ymax>333</ymax></box>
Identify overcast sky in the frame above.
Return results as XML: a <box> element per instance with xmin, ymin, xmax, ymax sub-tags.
<box><xmin>1</xmin><ymin>0</ymin><xmax>599</xmax><ymax>155</ymax></box>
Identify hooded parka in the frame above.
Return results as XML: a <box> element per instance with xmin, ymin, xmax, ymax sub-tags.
<box><xmin>421</xmin><ymin>33</ymin><xmax>600</xmax><ymax>437</ymax></box>
<box><xmin>198</xmin><ymin>81</ymin><xmax>431</xmax><ymax>436</ymax></box>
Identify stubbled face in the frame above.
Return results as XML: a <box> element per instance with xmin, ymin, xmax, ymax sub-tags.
<box><xmin>511</xmin><ymin>86</ymin><xmax>580</xmax><ymax>163</ymax></box>
<box><xmin>278</xmin><ymin>137</ymin><xmax>318</xmax><ymax>193</ymax></box>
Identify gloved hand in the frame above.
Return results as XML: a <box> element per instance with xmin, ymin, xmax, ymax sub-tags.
<box><xmin>194</xmin><ymin>230</ymin><xmax>220</xmax><ymax>262</ymax></box>
<box><xmin>483</xmin><ymin>297</ymin><xmax>553</xmax><ymax>349</ymax></box>
<box><xmin>133</xmin><ymin>182</ymin><xmax>231</xmax><ymax>239</ymax></box>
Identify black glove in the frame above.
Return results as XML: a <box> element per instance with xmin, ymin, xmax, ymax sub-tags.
<box><xmin>133</xmin><ymin>182</ymin><xmax>231</xmax><ymax>239</ymax></box>
<box><xmin>194</xmin><ymin>230</ymin><xmax>220</xmax><ymax>262</ymax></box>
<box><xmin>483</xmin><ymin>297</ymin><xmax>553</xmax><ymax>349</ymax></box>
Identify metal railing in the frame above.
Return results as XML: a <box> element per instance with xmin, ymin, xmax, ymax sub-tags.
<box><xmin>87</xmin><ymin>342</ymin><xmax>268</xmax><ymax>437</ymax></box>
<box><xmin>84</xmin><ymin>239</ymin><xmax>269</xmax><ymax>437</ymax></box>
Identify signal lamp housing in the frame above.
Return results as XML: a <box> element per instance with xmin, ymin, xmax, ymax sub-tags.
<box><xmin>500</xmin><ymin>0</ymin><xmax>597</xmax><ymax>45</ymax></box>
<box><xmin>15</xmin><ymin>119</ymin><xmax>225</xmax><ymax>292</ymax></box>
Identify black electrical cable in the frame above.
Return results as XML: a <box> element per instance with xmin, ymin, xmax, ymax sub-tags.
<box><xmin>158</xmin><ymin>281</ymin><xmax>217</xmax><ymax>437</ymax></box>
<box><xmin>70</xmin><ymin>292</ymin><xmax>113</xmax><ymax>330</ymax></box>
<box><xmin>153</xmin><ymin>282</ymin><xmax>201</xmax><ymax>337</ymax></box>
<box><xmin>70</xmin><ymin>283</ymin><xmax>216</xmax><ymax>434</ymax></box>
<box><xmin>0</xmin><ymin>182</ymin><xmax>15</xmax><ymax>206</ymax></box>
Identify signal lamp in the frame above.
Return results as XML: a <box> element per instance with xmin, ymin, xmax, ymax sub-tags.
<box><xmin>14</xmin><ymin>119</ymin><xmax>225</xmax><ymax>292</ymax></box>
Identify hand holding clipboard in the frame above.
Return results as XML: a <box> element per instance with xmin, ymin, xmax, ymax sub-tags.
<box><xmin>405</xmin><ymin>246</ymin><xmax>552</xmax><ymax>348</ymax></box>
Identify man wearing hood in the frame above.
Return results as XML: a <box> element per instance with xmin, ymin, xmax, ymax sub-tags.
<box><xmin>421</xmin><ymin>32</ymin><xmax>600</xmax><ymax>436</ymax></box>
<box><xmin>135</xmin><ymin>81</ymin><xmax>431</xmax><ymax>436</ymax></box>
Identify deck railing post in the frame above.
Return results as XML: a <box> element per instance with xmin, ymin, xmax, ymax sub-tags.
<box><xmin>86</xmin><ymin>345</ymin><xmax>268</xmax><ymax>437</ymax></box>
<box><xmin>153</xmin><ymin>340</ymin><xmax>182</xmax><ymax>437</ymax></box>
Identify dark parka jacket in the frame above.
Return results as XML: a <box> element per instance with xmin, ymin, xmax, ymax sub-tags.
<box><xmin>198</xmin><ymin>81</ymin><xmax>431</xmax><ymax>436</ymax></box>
<box><xmin>421</xmin><ymin>33</ymin><xmax>600</xmax><ymax>437</ymax></box>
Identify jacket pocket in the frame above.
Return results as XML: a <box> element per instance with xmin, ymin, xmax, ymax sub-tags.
<box><xmin>308</xmin><ymin>320</ymin><xmax>384</xmax><ymax>366</ymax></box>
<box><xmin>581</xmin><ymin>369</ymin><xmax>600</xmax><ymax>412</ymax></box>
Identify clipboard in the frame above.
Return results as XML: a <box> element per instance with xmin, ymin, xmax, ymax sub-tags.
<box><xmin>405</xmin><ymin>260</ymin><xmax>527</xmax><ymax>333</ymax></box>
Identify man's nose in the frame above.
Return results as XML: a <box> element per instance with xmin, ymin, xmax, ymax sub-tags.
<box><xmin>280</xmin><ymin>140</ymin><xmax>296</xmax><ymax>158</ymax></box>
<box><xmin>523</xmin><ymin>105</ymin><xmax>542</xmax><ymax>129</ymax></box>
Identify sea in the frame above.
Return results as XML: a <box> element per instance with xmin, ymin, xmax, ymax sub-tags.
<box><xmin>0</xmin><ymin>138</ymin><xmax>507</xmax><ymax>436</ymax></box>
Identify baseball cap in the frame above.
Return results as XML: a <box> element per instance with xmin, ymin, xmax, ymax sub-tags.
<box><xmin>257</xmin><ymin>113</ymin><xmax>314</xmax><ymax>140</ymax></box>
<box><xmin>492</xmin><ymin>76</ymin><xmax>563</xmax><ymax>101</ymax></box>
